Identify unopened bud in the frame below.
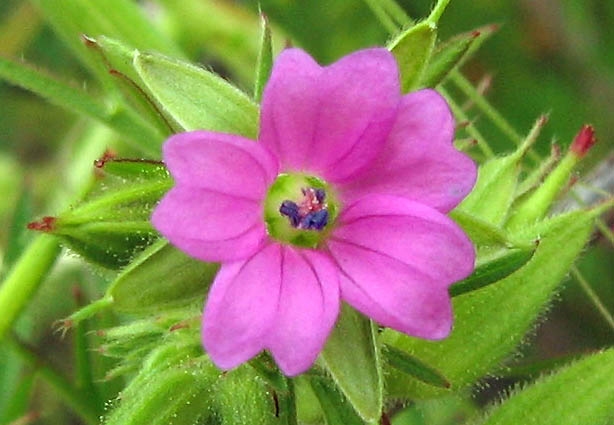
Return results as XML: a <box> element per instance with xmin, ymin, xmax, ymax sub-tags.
<box><xmin>570</xmin><ymin>125</ymin><xmax>596</xmax><ymax>158</ymax></box>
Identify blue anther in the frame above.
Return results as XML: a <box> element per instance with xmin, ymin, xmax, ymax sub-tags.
<box><xmin>279</xmin><ymin>200</ymin><xmax>300</xmax><ymax>227</ymax></box>
<box><xmin>314</xmin><ymin>188</ymin><xmax>326</xmax><ymax>203</ymax></box>
<box><xmin>300</xmin><ymin>209</ymin><xmax>329</xmax><ymax>230</ymax></box>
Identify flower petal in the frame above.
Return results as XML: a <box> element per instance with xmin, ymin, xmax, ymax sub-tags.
<box><xmin>202</xmin><ymin>244</ymin><xmax>282</xmax><ymax>370</ymax></box>
<box><xmin>326</xmin><ymin>195</ymin><xmax>475</xmax><ymax>338</ymax></box>
<box><xmin>267</xmin><ymin>248</ymin><xmax>340</xmax><ymax>376</ymax></box>
<box><xmin>259</xmin><ymin>48</ymin><xmax>400</xmax><ymax>181</ymax></box>
<box><xmin>312</xmin><ymin>48</ymin><xmax>401</xmax><ymax>182</ymax></box>
<box><xmin>259</xmin><ymin>48</ymin><xmax>324</xmax><ymax>171</ymax></box>
<box><xmin>340</xmin><ymin>89</ymin><xmax>477</xmax><ymax>213</ymax></box>
<box><xmin>152</xmin><ymin>186</ymin><xmax>266</xmax><ymax>262</ymax></box>
<box><xmin>163</xmin><ymin>130</ymin><xmax>279</xmax><ymax>200</ymax></box>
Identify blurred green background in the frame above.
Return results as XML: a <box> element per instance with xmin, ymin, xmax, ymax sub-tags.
<box><xmin>0</xmin><ymin>0</ymin><xmax>612</xmax><ymax>424</ymax></box>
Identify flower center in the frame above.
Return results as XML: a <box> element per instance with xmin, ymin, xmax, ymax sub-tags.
<box><xmin>264</xmin><ymin>174</ymin><xmax>338</xmax><ymax>248</ymax></box>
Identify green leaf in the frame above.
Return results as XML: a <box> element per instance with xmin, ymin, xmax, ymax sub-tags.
<box><xmin>480</xmin><ymin>349</ymin><xmax>614</xmax><ymax>425</ymax></box>
<box><xmin>320</xmin><ymin>304</ymin><xmax>383</xmax><ymax>423</ymax></box>
<box><xmin>309</xmin><ymin>376</ymin><xmax>365</xmax><ymax>425</ymax></box>
<box><xmin>388</xmin><ymin>20</ymin><xmax>437</xmax><ymax>93</ymax></box>
<box><xmin>0</xmin><ymin>56</ymin><xmax>163</xmax><ymax>155</ymax></box>
<box><xmin>134</xmin><ymin>51</ymin><xmax>260</xmax><ymax>138</ymax></box>
<box><xmin>254</xmin><ymin>14</ymin><xmax>273</xmax><ymax>102</ymax></box>
<box><xmin>382</xmin><ymin>344</ymin><xmax>450</xmax><ymax>389</ymax></box>
<box><xmin>383</xmin><ymin>207</ymin><xmax>601</xmax><ymax>399</ymax></box>
<box><xmin>449</xmin><ymin>246</ymin><xmax>536</xmax><ymax>297</ymax></box>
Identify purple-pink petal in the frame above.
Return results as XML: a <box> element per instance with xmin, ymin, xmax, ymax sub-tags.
<box><xmin>163</xmin><ymin>131</ymin><xmax>279</xmax><ymax>200</ymax></box>
<box><xmin>259</xmin><ymin>48</ymin><xmax>400</xmax><ymax>181</ymax></box>
<box><xmin>267</xmin><ymin>248</ymin><xmax>340</xmax><ymax>376</ymax></box>
<box><xmin>202</xmin><ymin>244</ymin><xmax>282</xmax><ymax>370</ymax></box>
<box><xmin>326</xmin><ymin>194</ymin><xmax>475</xmax><ymax>338</ymax></box>
<box><xmin>152</xmin><ymin>186</ymin><xmax>267</xmax><ymax>262</ymax></box>
<box><xmin>339</xmin><ymin>89</ymin><xmax>477</xmax><ymax>213</ymax></box>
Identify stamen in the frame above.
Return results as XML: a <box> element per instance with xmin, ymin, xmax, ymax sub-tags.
<box><xmin>279</xmin><ymin>200</ymin><xmax>300</xmax><ymax>227</ymax></box>
<box><xmin>299</xmin><ymin>210</ymin><xmax>329</xmax><ymax>230</ymax></box>
<box><xmin>279</xmin><ymin>187</ymin><xmax>329</xmax><ymax>231</ymax></box>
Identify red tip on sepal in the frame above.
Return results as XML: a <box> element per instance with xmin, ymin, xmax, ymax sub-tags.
<box><xmin>570</xmin><ymin>125</ymin><xmax>596</xmax><ymax>158</ymax></box>
<box><xmin>27</xmin><ymin>216</ymin><xmax>57</xmax><ymax>232</ymax></box>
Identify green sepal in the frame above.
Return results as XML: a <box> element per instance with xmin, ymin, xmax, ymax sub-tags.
<box><xmin>133</xmin><ymin>50</ymin><xmax>260</xmax><ymax>138</ymax></box>
<box><xmin>449</xmin><ymin>246</ymin><xmax>536</xmax><ymax>297</ymax></box>
<box><xmin>479</xmin><ymin>349</ymin><xmax>614</xmax><ymax>425</ymax></box>
<box><xmin>382</xmin><ymin>344</ymin><xmax>450</xmax><ymax>389</ymax></box>
<box><xmin>450</xmin><ymin>209</ymin><xmax>530</xmax><ymax>259</ymax></box>
<box><xmin>320</xmin><ymin>303</ymin><xmax>383</xmax><ymax>423</ymax></box>
<box><xmin>254</xmin><ymin>13</ymin><xmax>273</xmax><ymax>102</ymax></box>
<box><xmin>85</xmin><ymin>36</ymin><xmax>175</xmax><ymax>136</ymax></box>
<box><xmin>62</xmin><ymin>240</ymin><xmax>218</xmax><ymax>328</ymax></box>
<box><xmin>104</xmin><ymin>344</ymin><xmax>219</xmax><ymax>425</ymax></box>
<box><xmin>382</xmin><ymin>206</ymin><xmax>601</xmax><ymax>399</ymax></box>
<box><xmin>458</xmin><ymin>115</ymin><xmax>546</xmax><ymax>226</ymax></box>
<box><xmin>388</xmin><ymin>20</ymin><xmax>437</xmax><ymax>93</ymax></box>
<box><xmin>213</xmin><ymin>365</ymin><xmax>281</xmax><ymax>425</ymax></box>
<box><xmin>47</xmin><ymin>167</ymin><xmax>172</xmax><ymax>269</ymax></box>
<box><xmin>108</xmin><ymin>240</ymin><xmax>218</xmax><ymax>314</ymax></box>
<box><xmin>421</xmin><ymin>24</ymin><xmax>498</xmax><ymax>88</ymax></box>
<box><xmin>506</xmin><ymin>152</ymin><xmax>579</xmax><ymax>229</ymax></box>
<box><xmin>97</xmin><ymin>158</ymin><xmax>168</xmax><ymax>180</ymax></box>
<box><xmin>308</xmin><ymin>376</ymin><xmax>365</xmax><ymax>425</ymax></box>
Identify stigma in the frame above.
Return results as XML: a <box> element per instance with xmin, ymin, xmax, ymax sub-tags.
<box><xmin>279</xmin><ymin>187</ymin><xmax>329</xmax><ymax>231</ymax></box>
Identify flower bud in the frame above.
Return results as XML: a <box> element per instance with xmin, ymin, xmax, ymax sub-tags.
<box><xmin>28</xmin><ymin>157</ymin><xmax>172</xmax><ymax>269</ymax></box>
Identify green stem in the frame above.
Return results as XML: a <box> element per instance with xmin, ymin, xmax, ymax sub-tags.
<box><xmin>74</xmin><ymin>292</ymin><xmax>101</xmax><ymax>411</ymax></box>
<box><xmin>427</xmin><ymin>0</ymin><xmax>452</xmax><ymax>25</ymax></box>
<box><xmin>362</xmin><ymin>0</ymin><xmax>400</xmax><ymax>34</ymax></box>
<box><xmin>570</xmin><ymin>190</ymin><xmax>614</xmax><ymax>246</ymax></box>
<box><xmin>281</xmin><ymin>378</ymin><xmax>298</xmax><ymax>425</ymax></box>
<box><xmin>440</xmin><ymin>86</ymin><xmax>495</xmax><ymax>158</ymax></box>
<box><xmin>450</xmin><ymin>71</ymin><xmax>541</xmax><ymax>161</ymax></box>
<box><xmin>379</xmin><ymin>0</ymin><xmax>413</xmax><ymax>27</ymax></box>
<box><xmin>5</xmin><ymin>335</ymin><xmax>99</xmax><ymax>425</ymax></box>
<box><xmin>595</xmin><ymin>219</ymin><xmax>614</xmax><ymax>246</ymax></box>
<box><xmin>571</xmin><ymin>266</ymin><xmax>614</xmax><ymax>332</ymax></box>
<box><xmin>0</xmin><ymin>236</ymin><xmax>61</xmax><ymax>340</ymax></box>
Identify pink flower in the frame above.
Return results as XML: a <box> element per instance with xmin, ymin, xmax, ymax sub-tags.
<box><xmin>152</xmin><ymin>48</ymin><xmax>476</xmax><ymax>376</ymax></box>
